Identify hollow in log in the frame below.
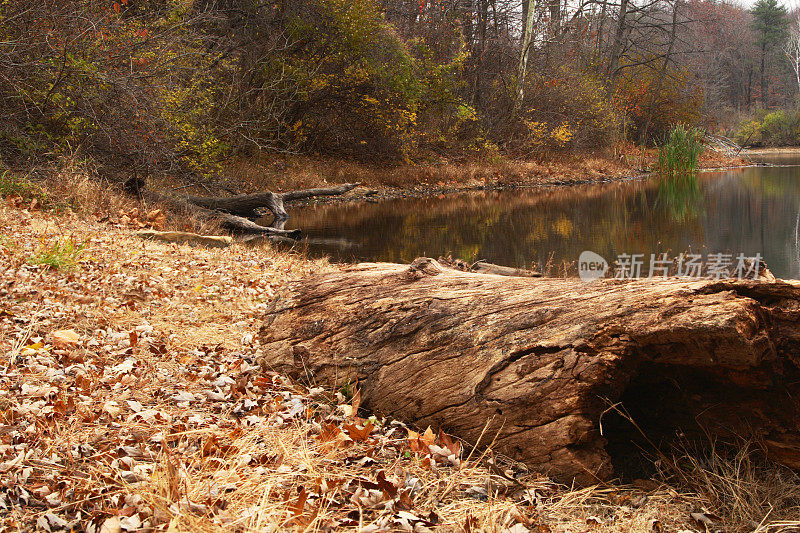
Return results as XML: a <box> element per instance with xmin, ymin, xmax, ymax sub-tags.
<box><xmin>258</xmin><ymin>258</ymin><xmax>800</xmax><ymax>485</ymax></box>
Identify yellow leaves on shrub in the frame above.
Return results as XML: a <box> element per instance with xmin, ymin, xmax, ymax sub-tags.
<box><xmin>524</xmin><ymin>120</ymin><xmax>574</xmax><ymax>148</ymax></box>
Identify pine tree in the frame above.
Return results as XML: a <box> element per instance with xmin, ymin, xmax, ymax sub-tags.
<box><xmin>750</xmin><ymin>0</ymin><xmax>789</xmax><ymax>106</ymax></box>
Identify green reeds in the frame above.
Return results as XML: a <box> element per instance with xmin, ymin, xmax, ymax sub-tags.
<box><xmin>657</xmin><ymin>125</ymin><xmax>705</xmax><ymax>178</ymax></box>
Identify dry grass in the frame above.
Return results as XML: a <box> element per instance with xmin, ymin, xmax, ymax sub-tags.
<box><xmin>668</xmin><ymin>440</ymin><xmax>800</xmax><ymax>532</ymax></box>
<box><xmin>219</xmin><ymin>144</ymin><xmax>748</xmax><ymax>196</ymax></box>
<box><xmin>220</xmin><ymin>150</ymin><xmax>639</xmax><ymax>194</ymax></box>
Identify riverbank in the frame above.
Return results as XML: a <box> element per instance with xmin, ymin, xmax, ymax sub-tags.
<box><xmin>2</xmin><ymin>191</ymin><xmax>798</xmax><ymax>531</ymax></box>
<box><xmin>215</xmin><ymin>146</ymin><xmax>750</xmax><ymax>208</ymax></box>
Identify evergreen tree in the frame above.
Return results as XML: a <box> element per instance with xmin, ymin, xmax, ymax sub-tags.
<box><xmin>750</xmin><ymin>0</ymin><xmax>789</xmax><ymax>106</ymax></box>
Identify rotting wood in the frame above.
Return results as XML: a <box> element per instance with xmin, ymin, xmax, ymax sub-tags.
<box><xmin>258</xmin><ymin>257</ymin><xmax>800</xmax><ymax>485</ymax></box>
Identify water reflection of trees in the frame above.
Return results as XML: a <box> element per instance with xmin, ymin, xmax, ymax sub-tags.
<box><xmin>287</xmin><ymin>167</ymin><xmax>800</xmax><ymax>278</ymax></box>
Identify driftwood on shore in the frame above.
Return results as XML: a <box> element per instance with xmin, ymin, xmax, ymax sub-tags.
<box><xmin>141</xmin><ymin>181</ymin><xmax>359</xmax><ymax>237</ymax></box>
<box><xmin>258</xmin><ymin>258</ymin><xmax>800</xmax><ymax>485</ymax></box>
<box><xmin>180</xmin><ymin>183</ymin><xmax>360</xmax><ymax>221</ymax></box>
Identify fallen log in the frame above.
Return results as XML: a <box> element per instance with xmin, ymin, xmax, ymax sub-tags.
<box><xmin>182</xmin><ymin>183</ymin><xmax>360</xmax><ymax>221</ymax></box>
<box><xmin>136</xmin><ymin>229</ymin><xmax>232</xmax><ymax>248</ymax></box>
<box><xmin>148</xmin><ymin>192</ymin><xmax>301</xmax><ymax>237</ymax></box>
<box><xmin>258</xmin><ymin>258</ymin><xmax>800</xmax><ymax>485</ymax></box>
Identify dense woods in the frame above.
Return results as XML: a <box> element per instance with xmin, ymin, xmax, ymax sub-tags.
<box><xmin>3</xmin><ymin>0</ymin><xmax>800</xmax><ymax>184</ymax></box>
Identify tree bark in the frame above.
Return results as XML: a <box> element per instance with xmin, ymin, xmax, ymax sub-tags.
<box><xmin>259</xmin><ymin>258</ymin><xmax>800</xmax><ymax>485</ymax></box>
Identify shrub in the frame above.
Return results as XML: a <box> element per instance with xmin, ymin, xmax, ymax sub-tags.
<box><xmin>762</xmin><ymin>110</ymin><xmax>800</xmax><ymax>145</ymax></box>
<box><xmin>514</xmin><ymin>66</ymin><xmax>619</xmax><ymax>152</ymax></box>
<box><xmin>734</xmin><ymin>119</ymin><xmax>765</xmax><ymax>146</ymax></box>
<box><xmin>734</xmin><ymin>110</ymin><xmax>800</xmax><ymax>147</ymax></box>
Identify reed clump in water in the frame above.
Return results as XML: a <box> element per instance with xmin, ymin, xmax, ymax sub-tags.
<box><xmin>657</xmin><ymin>125</ymin><xmax>705</xmax><ymax>178</ymax></box>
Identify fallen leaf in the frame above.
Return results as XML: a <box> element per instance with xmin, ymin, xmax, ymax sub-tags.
<box><xmin>420</xmin><ymin>426</ymin><xmax>435</xmax><ymax>447</ymax></box>
<box><xmin>690</xmin><ymin>512</ymin><xmax>715</xmax><ymax>527</ymax></box>
<box><xmin>51</xmin><ymin>329</ymin><xmax>80</xmax><ymax>348</ymax></box>
<box><xmin>343</xmin><ymin>421</ymin><xmax>374</xmax><ymax>442</ymax></box>
<box><xmin>146</xmin><ymin>209</ymin><xmax>166</xmax><ymax>230</ymax></box>
<box><xmin>100</xmin><ymin>516</ymin><xmax>122</xmax><ymax>533</ymax></box>
<box><xmin>103</xmin><ymin>401</ymin><xmax>122</xmax><ymax>418</ymax></box>
<box><xmin>586</xmin><ymin>515</ymin><xmax>602</xmax><ymax>526</ymax></box>
<box><xmin>290</xmin><ymin>486</ymin><xmax>308</xmax><ymax>517</ymax></box>
<box><xmin>350</xmin><ymin>386</ymin><xmax>361</xmax><ymax>413</ymax></box>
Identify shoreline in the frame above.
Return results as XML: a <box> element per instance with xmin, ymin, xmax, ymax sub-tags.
<box><xmin>285</xmin><ymin>151</ymin><xmax>762</xmax><ymax>207</ymax></box>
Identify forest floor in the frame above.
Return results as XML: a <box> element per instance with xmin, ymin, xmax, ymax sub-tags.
<box><xmin>1</xmin><ymin>177</ymin><xmax>798</xmax><ymax>532</ymax></box>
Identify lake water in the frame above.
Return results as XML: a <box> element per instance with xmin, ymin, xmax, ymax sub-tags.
<box><xmin>283</xmin><ymin>152</ymin><xmax>800</xmax><ymax>279</ymax></box>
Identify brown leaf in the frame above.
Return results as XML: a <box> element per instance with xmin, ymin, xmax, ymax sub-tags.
<box><xmin>202</xmin><ymin>435</ymin><xmax>220</xmax><ymax>457</ymax></box>
<box><xmin>147</xmin><ymin>209</ymin><xmax>166</xmax><ymax>230</ymax></box>
<box><xmin>421</xmin><ymin>426</ymin><xmax>435</xmax><ymax>447</ymax></box>
<box><xmin>464</xmin><ymin>513</ymin><xmax>479</xmax><ymax>533</ymax></box>
<box><xmin>439</xmin><ymin>429</ymin><xmax>461</xmax><ymax>457</ymax></box>
<box><xmin>690</xmin><ymin>512</ymin><xmax>715</xmax><ymax>528</ymax></box>
<box><xmin>129</xmin><ymin>330</ymin><xmax>138</xmax><ymax>347</ymax></box>
<box><xmin>376</xmin><ymin>470</ymin><xmax>397</xmax><ymax>498</ymax></box>
<box><xmin>290</xmin><ymin>486</ymin><xmax>308</xmax><ymax>517</ymax></box>
<box><xmin>343</xmin><ymin>421</ymin><xmax>374</xmax><ymax>442</ymax></box>
<box><xmin>586</xmin><ymin>515</ymin><xmax>602</xmax><ymax>527</ymax></box>
<box><xmin>407</xmin><ymin>429</ymin><xmax>424</xmax><ymax>453</ymax></box>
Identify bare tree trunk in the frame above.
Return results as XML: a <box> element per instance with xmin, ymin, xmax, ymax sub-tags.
<box><xmin>513</xmin><ymin>0</ymin><xmax>537</xmax><ymax>116</ymax></box>
<box><xmin>785</xmin><ymin>19</ymin><xmax>800</xmax><ymax>94</ymax></box>
<box><xmin>606</xmin><ymin>0</ymin><xmax>630</xmax><ymax>82</ymax></box>
<box><xmin>259</xmin><ymin>259</ymin><xmax>800</xmax><ymax>485</ymax></box>
<box><xmin>596</xmin><ymin>0</ymin><xmax>609</xmax><ymax>59</ymax></box>
<box><xmin>473</xmin><ymin>0</ymin><xmax>489</xmax><ymax>105</ymax></box>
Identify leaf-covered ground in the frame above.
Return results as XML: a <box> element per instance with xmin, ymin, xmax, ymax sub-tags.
<box><xmin>0</xmin><ymin>200</ymin><xmax>789</xmax><ymax>532</ymax></box>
